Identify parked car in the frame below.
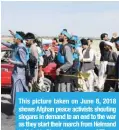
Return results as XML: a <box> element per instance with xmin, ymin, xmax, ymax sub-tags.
<box><xmin>1</xmin><ymin>46</ymin><xmax>57</xmax><ymax>92</ymax></box>
<box><xmin>1</xmin><ymin>46</ymin><xmax>13</xmax><ymax>88</ymax></box>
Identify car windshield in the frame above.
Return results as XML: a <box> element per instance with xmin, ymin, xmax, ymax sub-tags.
<box><xmin>1</xmin><ymin>50</ymin><xmax>12</xmax><ymax>63</ymax></box>
<box><xmin>1</xmin><ymin>51</ymin><xmax>6</xmax><ymax>59</ymax></box>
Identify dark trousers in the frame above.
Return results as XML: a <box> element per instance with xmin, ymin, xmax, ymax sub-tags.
<box><xmin>103</xmin><ymin>76</ymin><xmax>118</xmax><ymax>92</ymax></box>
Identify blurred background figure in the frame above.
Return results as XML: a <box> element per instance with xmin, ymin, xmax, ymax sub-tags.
<box><xmin>98</xmin><ymin>33</ymin><xmax>109</xmax><ymax>90</ymax></box>
<box><xmin>115</xmin><ymin>37</ymin><xmax>119</xmax><ymax>91</ymax></box>
<box><xmin>52</xmin><ymin>38</ymin><xmax>58</xmax><ymax>46</ymax></box>
<box><xmin>87</xmin><ymin>38</ymin><xmax>93</xmax><ymax>48</ymax></box>
<box><xmin>110</xmin><ymin>32</ymin><xmax>118</xmax><ymax>43</ymax></box>
<box><xmin>103</xmin><ymin>41</ymin><xmax>118</xmax><ymax>92</ymax></box>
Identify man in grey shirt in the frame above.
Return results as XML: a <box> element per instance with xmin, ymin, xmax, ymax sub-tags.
<box><xmin>56</xmin><ymin>30</ymin><xmax>73</xmax><ymax>92</ymax></box>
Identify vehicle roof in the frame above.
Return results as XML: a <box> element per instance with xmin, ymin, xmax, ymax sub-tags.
<box><xmin>1</xmin><ymin>45</ymin><xmax>12</xmax><ymax>51</ymax></box>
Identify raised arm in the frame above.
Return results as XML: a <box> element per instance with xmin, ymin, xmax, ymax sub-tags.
<box><xmin>2</xmin><ymin>41</ymin><xmax>15</xmax><ymax>49</ymax></box>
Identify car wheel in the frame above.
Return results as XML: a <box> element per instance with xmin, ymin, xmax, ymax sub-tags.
<box><xmin>37</xmin><ymin>77</ymin><xmax>52</xmax><ymax>92</ymax></box>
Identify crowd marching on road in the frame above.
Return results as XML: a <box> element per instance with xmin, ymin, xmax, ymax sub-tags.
<box><xmin>1</xmin><ymin>29</ymin><xmax>119</xmax><ymax>114</ymax></box>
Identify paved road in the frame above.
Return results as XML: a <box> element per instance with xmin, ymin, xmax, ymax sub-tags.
<box><xmin>1</xmin><ymin>90</ymin><xmax>15</xmax><ymax>130</ymax></box>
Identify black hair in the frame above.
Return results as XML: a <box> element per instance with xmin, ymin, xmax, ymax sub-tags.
<box><xmin>34</xmin><ymin>38</ymin><xmax>42</xmax><ymax>47</ymax></box>
<box><xmin>81</xmin><ymin>38</ymin><xmax>88</xmax><ymax>45</ymax></box>
<box><xmin>69</xmin><ymin>40</ymin><xmax>75</xmax><ymax>47</ymax></box>
<box><xmin>24</xmin><ymin>32</ymin><xmax>35</xmax><ymax>40</ymax></box>
<box><xmin>53</xmin><ymin>38</ymin><xmax>58</xmax><ymax>43</ymax></box>
<box><xmin>100</xmin><ymin>33</ymin><xmax>108</xmax><ymax>40</ymax></box>
<box><xmin>67</xmin><ymin>37</ymin><xmax>71</xmax><ymax>43</ymax></box>
<box><xmin>87</xmin><ymin>38</ymin><xmax>93</xmax><ymax>42</ymax></box>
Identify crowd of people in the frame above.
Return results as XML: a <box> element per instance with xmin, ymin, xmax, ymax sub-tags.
<box><xmin>1</xmin><ymin>29</ymin><xmax>119</xmax><ymax>113</ymax></box>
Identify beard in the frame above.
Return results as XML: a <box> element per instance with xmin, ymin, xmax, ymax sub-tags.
<box><xmin>26</xmin><ymin>43</ymin><xmax>31</xmax><ymax>47</ymax></box>
<box><xmin>59</xmin><ymin>38</ymin><xmax>64</xmax><ymax>42</ymax></box>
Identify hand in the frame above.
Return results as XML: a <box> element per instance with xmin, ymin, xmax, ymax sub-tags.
<box><xmin>9</xmin><ymin>30</ymin><xmax>15</xmax><ymax>37</ymax></box>
<box><xmin>56</xmin><ymin>68</ymin><xmax>61</xmax><ymax>75</ymax></box>
<box><xmin>38</xmin><ymin>71</ymin><xmax>43</xmax><ymax>78</ymax></box>
<box><xmin>8</xmin><ymin>59</ymin><xmax>13</xmax><ymax>64</ymax></box>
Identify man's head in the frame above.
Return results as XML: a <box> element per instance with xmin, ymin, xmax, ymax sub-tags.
<box><xmin>81</xmin><ymin>38</ymin><xmax>88</xmax><ymax>49</ymax></box>
<box><xmin>24</xmin><ymin>32</ymin><xmax>35</xmax><ymax>46</ymax></box>
<box><xmin>16</xmin><ymin>31</ymin><xmax>25</xmax><ymax>39</ymax></box>
<box><xmin>53</xmin><ymin>38</ymin><xmax>58</xmax><ymax>45</ymax></box>
<box><xmin>115</xmin><ymin>37</ymin><xmax>119</xmax><ymax>51</ymax></box>
<box><xmin>59</xmin><ymin>30</ymin><xmax>71</xmax><ymax>44</ymax></box>
<box><xmin>13</xmin><ymin>32</ymin><xmax>24</xmax><ymax>44</ymax></box>
<box><xmin>87</xmin><ymin>38</ymin><xmax>93</xmax><ymax>46</ymax></box>
<box><xmin>100</xmin><ymin>33</ymin><xmax>108</xmax><ymax>41</ymax></box>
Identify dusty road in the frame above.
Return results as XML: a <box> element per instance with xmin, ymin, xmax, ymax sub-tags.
<box><xmin>1</xmin><ymin>89</ymin><xmax>15</xmax><ymax>130</ymax></box>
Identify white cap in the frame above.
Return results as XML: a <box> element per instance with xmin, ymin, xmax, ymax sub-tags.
<box><xmin>42</xmin><ymin>39</ymin><xmax>52</xmax><ymax>45</ymax></box>
<box><xmin>105</xmin><ymin>41</ymin><xmax>113</xmax><ymax>47</ymax></box>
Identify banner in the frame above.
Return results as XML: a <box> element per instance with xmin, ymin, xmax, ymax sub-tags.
<box><xmin>16</xmin><ymin>92</ymin><xmax>119</xmax><ymax>130</ymax></box>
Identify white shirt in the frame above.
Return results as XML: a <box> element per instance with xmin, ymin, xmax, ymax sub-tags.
<box><xmin>82</xmin><ymin>48</ymin><xmax>95</xmax><ymax>62</ymax></box>
<box><xmin>76</xmin><ymin>47</ymin><xmax>83</xmax><ymax>61</ymax></box>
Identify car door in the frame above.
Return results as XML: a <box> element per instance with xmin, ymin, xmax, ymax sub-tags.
<box><xmin>1</xmin><ymin>48</ymin><xmax>13</xmax><ymax>88</ymax></box>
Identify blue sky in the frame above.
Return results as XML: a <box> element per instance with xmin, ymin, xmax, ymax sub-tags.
<box><xmin>1</xmin><ymin>1</ymin><xmax>119</xmax><ymax>37</ymax></box>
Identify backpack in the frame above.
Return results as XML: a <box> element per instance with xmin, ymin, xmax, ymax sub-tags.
<box><xmin>58</xmin><ymin>43</ymin><xmax>80</xmax><ymax>73</ymax></box>
<box><xmin>27</xmin><ymin>47</ymin><xmax>38</xmax><ymax>81</ymax></box>
<box><xmin>57</xmin><ymin>44</ymin><xmax>65</xmax><ymax>64</ymax></box>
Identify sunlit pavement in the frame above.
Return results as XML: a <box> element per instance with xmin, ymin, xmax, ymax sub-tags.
<box><xmin>1</xmin><ymin>91</ymin><xmax>15</xmax><ymax>130</ymax></box>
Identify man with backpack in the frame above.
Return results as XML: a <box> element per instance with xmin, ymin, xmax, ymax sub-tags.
<box><xmin>2</xmin><ymin>32</ymin><xmax>29</xmax><ymax>114</ymax></box>
<box><xmin>56</xmin><ymin>30</ymin><xmax>73</xmax><ymax>92</ymax></box>
<box><xmin>69</xmin><ymin>35</ymin><xmax>82</xmax><ymax>91</ymax></box>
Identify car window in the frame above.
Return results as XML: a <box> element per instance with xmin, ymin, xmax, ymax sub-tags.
<box><xmin>1</xmin><ymin>50</ymin><xmax>12</xmax><ymax>63</ymax></box>
<box><xmin>1</xmin><ymin>52</ymin><xmax>6</xmax><ymax>59</ymax></box>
